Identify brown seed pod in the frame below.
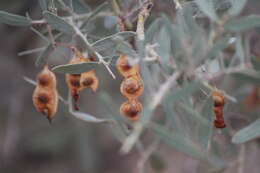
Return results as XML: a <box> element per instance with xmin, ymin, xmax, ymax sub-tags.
<box><xmin>120</xmin><ymin>75</ymin><xmax>144</xmax><ymax>99</ymax></box>
<box><xmin>116</xmin><ymin>54</ymin><xmax>140</xmax><ymax>78</ymax></box>
<box><xmin>214</xmin><ymin>119</ymin><xmax>226</xmax><ymax>129</ymax></box>
<box><xmin>88</xmin><ymin>55</ymin><xmax>96</xmax><ymax>62</ymax></box>
<box><xmin>120</xmin><ymin>99</ymin><xmax>143</xmax><ymax>121</ymax></box>
<box><xmin>66</xmin><ymin>56</ymin><xmax>84</xmax><ymax>110</ymax></box>
<box><xmin>37</xmin><ymin>65</ymin><xmax>57</xmax><ymax>88</ymax></box>
<box><xmin>80</xmin><ymin>70</ymin><xmax>99</xmax><ymax>92</ymax></box>
<box><xmin>212</xmin><ymin>91</ymin><xmax>225</xmax><ymax>107</ymax></box>
<box><xmin>33</xmin><ymin>66</ymin><xmax>58</xmax><ymax>122</ymax></box>
<box><xmin>213</xmin><ymin>107</ymin><xmax>223</xmax><ymax>116</ymax></box>
<box><xmin>212</xmin><ymin>91</ymin><xmax>226</xmax><ymax>128</ymax></box>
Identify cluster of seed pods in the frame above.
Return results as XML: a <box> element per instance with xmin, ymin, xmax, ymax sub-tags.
<box><xmin>32</xmin><ymin>66</ymin><xmax>58</xmax><ymax>123</ymax></box>
<box><xmin>116</xmin><ymin>54</ymin><xmax>144</xmax><ymax>121</ymax></box>
<box><xmin>33</xmin><ymin>49</ymin><xmax>228</xmax><ymax>128</ymax></box>
<box><xmin>33</xmin><ymin>49</ymin><xmax>99</xmax><ymax>122</ymax></box>
<box><xmin>212</xmin><ymin>91</ymin><xmax>226</xmax><ymax>128</ymax></box>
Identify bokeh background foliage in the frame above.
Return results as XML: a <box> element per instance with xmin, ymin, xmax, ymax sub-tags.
<box><xmin>0</xmin><ymin>0</ymin><xmax>260</xmax><ymax>173</ymax></box>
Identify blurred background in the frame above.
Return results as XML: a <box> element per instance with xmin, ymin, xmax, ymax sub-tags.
<box><xmin>0</xmin><ymin>0</ymin><xmax>260</xmax><ymax>173</ymax></box>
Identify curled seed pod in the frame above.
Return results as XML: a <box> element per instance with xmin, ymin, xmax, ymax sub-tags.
<box><xmin>120</xmin><ymin>99</ymin><xmax>142</xmax><ymax>121</ymax></box>
<box><xmin>120</xmin><ymin>75</ymin><xmax>144</xmax><ymax>99</ymax></box>
<box><xmin>33</xmin><ymin>66</ymin><xmax>58</xmax><ymax>122</ymax></box>
<box><xmin>80</xmin><ymin>70</ymin><xmax>99</xmax><ymax>92</ymax></box>
<box><xmin>116</xmin><ymin>54</ymin><xmax>140</xmax><ymax>78</ymax></box>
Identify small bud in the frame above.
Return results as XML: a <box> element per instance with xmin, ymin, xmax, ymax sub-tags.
<box><xmin>80</xmin><ymin>70</ymin><xmax>99</xmax><ymax>92</ymax></box>
<box><xmin>120</xmin><ymin>99</ymin><xmax>142</xmax><ymax>121</ymax></box>
<box><xmin>120</xmin><ymin>75</ymin><xmax>144</xmax><ymax>99</ymax></box>
<box><xmin>33</xmin><ymin>66</ymin><xmax>58</xmax><ymax>122</ymax></box>
<box><xmin>116</xmin><ymin>54</ymin><xmax>140</xmax><ymax>78</ymax></box>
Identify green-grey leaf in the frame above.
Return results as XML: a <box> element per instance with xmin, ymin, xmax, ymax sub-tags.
<box><xmin>68</xmin><ymin>94</ymin><xmax>113</xmax><ymax>124</ymax></box>
<box><xmin>38</xmin><ymin>0</ymin><xmax>48</xmax><ymax>11</ymax></box>
<box><xmin>231</xmin><ymin>70</ymin><xmax>260</xmax><ymax>85</ymax></box>
<box><xmin>145</xmin><ymin>17</ymin><xmax>162</xmax><ymax>44</ymax></box>
<box><xmin>225</xmin><ymin>15</ymin><xmax>260</xmax><ymax>32</ymax></box>
<box><xmin>98</xmin><ymin>92</ymin><xmax>128</xmax><ymax>142</ymax></box>
<box><xmin>35</xmin><ymin>33</ymin><xmax>63</xmax><ymax>66</ymax></box>
<box><xmin>81</xmin><ymin>1</ymin><xmax>109</xmax><ymax>28</ymax></box>
<box><xmin>52</xmin><ymin>62</ymin><xmax>99</xmax><ymax>74</ymax></box>
<box><xmin>198</xmin><ymin>97</ymin><xmax>214</xmax><ymax>148</ymax></box>
<box><xmin>179</xmin><ymin>103</ymin><xmax>209</xmax><ymax>127</ymax></box>
<box><xmin>232</xmin><ymin>118</ymin><xmax>260</xmax><ymax>144</ymax></box>
<box><xmin>115</xmin><ymin>40</ymin><xmax>137</xmax><ymax>57</ymax></box>
<box><xmin>151</xmin><ymin>124</ymin><xmax>206</xmax><ymax>159</ymax></box>
<box><xmin>195</xmin><ymin>0</ymin><xmax>218</xmax><ymax>21</ymax></box>
<box><xmin>35</xmin><ymin>44</ymin><xmax>54</xmax><ymax>66</ymax></box>
<box><xmin>92</xmin><ymin>31</ymin><xmax>136</xmax><ymax>50</ymax></box>
<box><xmin>251</xmin><ymin>56</ymin><xmax>260</xmax><ymax>71</ymax></box>
<box><xmin>72</xmin><ymin>0</ymin><xmax>91</xmax><ymax>14</ymax></box>
<box><xmin>169</xmin><ymin>81</ymin><xmax>203</xmax><ymax>102</ymax></box>
<box><xmin>0</xmin><ymin>11</ymin><xmax>31</xmax><ymax>26</ymax></box>
<box><xmin>228</xmin><ymin>0</ymin><xmax>247</xmax><ymax>16</ymax></box>
<box><xmin>157</xmin><ymin>26</ymin><xmax>171</xmax><ymax>68</ymax></box>
<box><xmin>203</xmin><ymin>37</ymin><xmax>230</xmax><ymax>60</ymax></box>
<box><xmin>43</xmin><ymin>11</ymin><xmax>75</xmax><ymax>34</ymax></box>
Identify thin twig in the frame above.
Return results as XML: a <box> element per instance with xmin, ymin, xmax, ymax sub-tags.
<box><xmin>202</xmin><ymin>81</ymin><xmax>237</xmax><ymax>103</ymax></box>
<box><xmin>136</xmin><ymin>0</ymin><xmax>153</xmax><ymax>41</ymax></box>
<box><xmin>137</xmin><ymin>139</ymin><xmax>160</xmax><ymax>173</ymax></box>
<box><xmin>31</xmin><ymin>12</ymin><xmax>113</xmax><ymax>25</ymax></box>
<box><xmin>68</xmin><ymin>94</ymin><xmax>114</xmax><ymax>124</ymax></box>
<box><xmin>150</xmin><ymin>72</ymin><xmax>181</xmax><ymax>109</ymax></box>
<box><xmin>18</xmin><ymin>47</ymin><xmax>46</xmax><ymax>56</ymax></box>
<box><xmin>173</xmin><ymin>0</ymin><xmax>182</xmax><ymax>9</ymax></box>
<box><xmin>47</xmin><ymin>25</ymin><xmax>55</xmax><ymax>47</ymax></box>
<box><xmin>72</xmin><ymin>25</ymin><xmax>116</xmax><ymax>79</ymax></box>
<box><xmin>237</xmin><ymin>144</ymin><xmax>245</xmax><ymax>173</ymax></box>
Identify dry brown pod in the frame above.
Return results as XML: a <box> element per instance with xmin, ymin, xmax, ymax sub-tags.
<box><xmin>116</xmin><ymin>54</ymin><xmax>140</xmax><ymax>78</ymax></box>
<box><xmin>120</xmin><ymin>75</ymin><xmax>144</xmax><ymax>99</ymax></box>
<box><xmin>212</xmin><ymin>91</ymin><xmax>226</xmax><ymax>128</ymax></box>
<box><xmin>120</xmin><ymin>99</ymin><xmax>143</xmax><ymax>121</ymax></box>
<box><xmin>37</xmin><ymin>65</ymin><xmax>57</xmax><ymax>88</ymax></box>
<box><xmin>80</xmin><ymin>70</ymin><xmax>99</xmax><ymax>92</ymax></box>
<box><xmin>65</xmin><ymin>55</ymin><xmax>85</xmax><ymax>110</ymax></box>
<box><xmin>212</xmin><ymin>91</ymin><xmax>225</xmax><ymax>107</ymax></box>
<box><xmin>214</xmin><ymin>119</ymin><xmax>226</xmax><ymax>129</ymax></box>
<box><xmin>33</xmin><ymin>66</ymin><xmax>58</xmax><ymax>122</ymax></box>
